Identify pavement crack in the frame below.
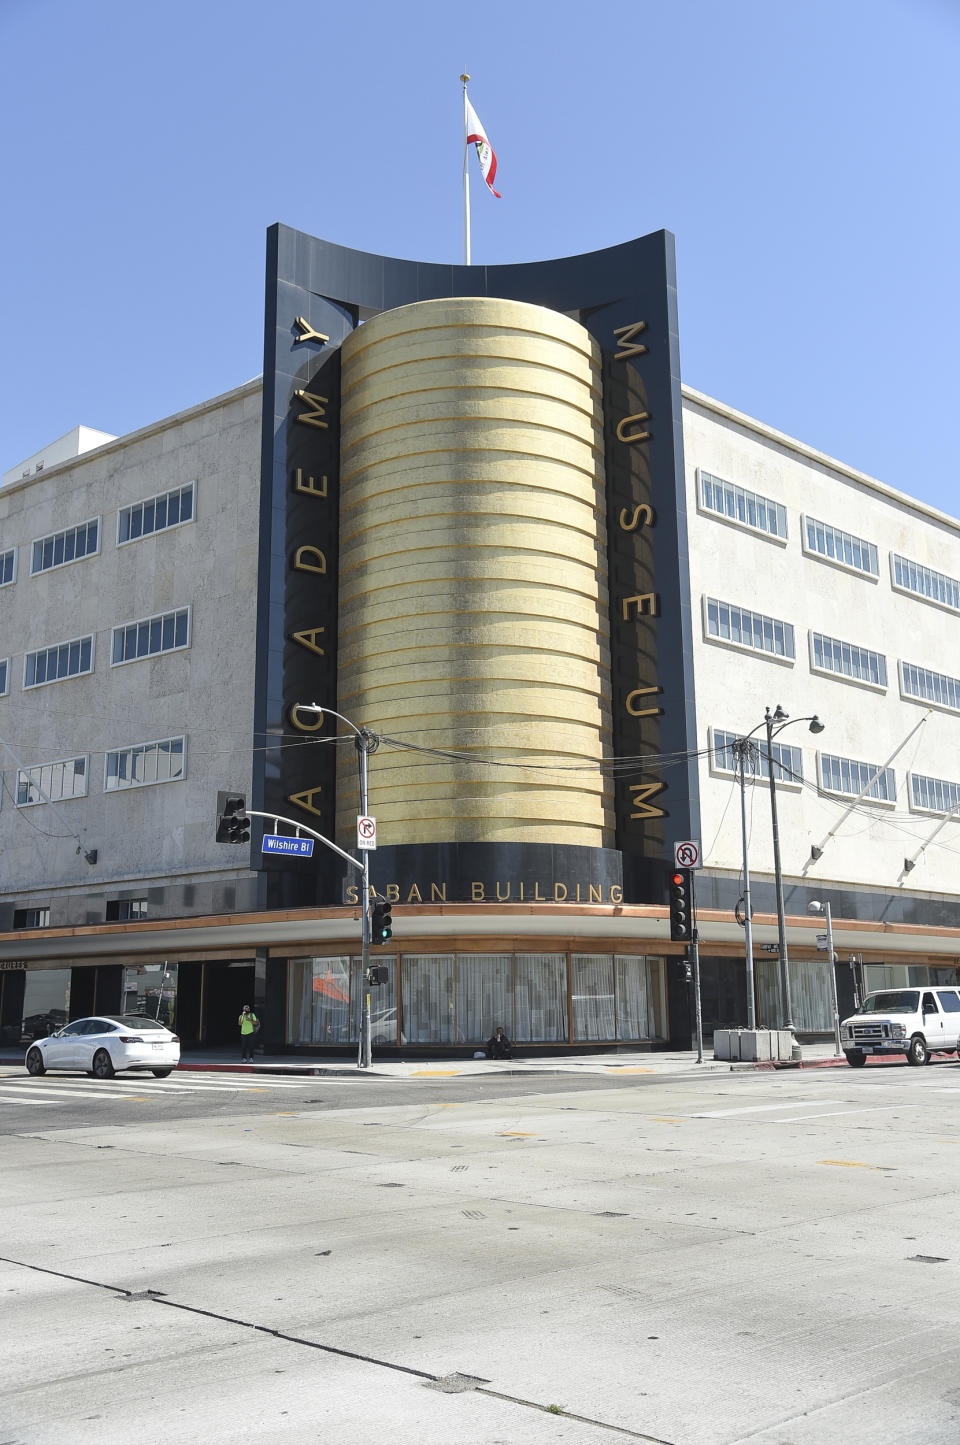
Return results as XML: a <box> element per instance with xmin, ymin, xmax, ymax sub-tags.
<box><xmin>1</xmin><ymin>1253</ymin><xmax>675</xmax><ymax>1440</ymax></box>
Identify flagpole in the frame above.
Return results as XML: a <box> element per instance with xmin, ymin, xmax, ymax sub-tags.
<box><xmin>460</xmin><ymin>72</ymin><xmax>471</xmax><ymax>266</ymax></box>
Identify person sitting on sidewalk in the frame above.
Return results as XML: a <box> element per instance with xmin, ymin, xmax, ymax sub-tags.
<box><xmin>486</xmin><ymin>1026</ymin><xmax>512</xmax><ymax>1060</ymax></box>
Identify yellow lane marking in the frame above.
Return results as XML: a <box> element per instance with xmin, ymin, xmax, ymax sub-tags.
<box><xmin>433</xmin><ymin>1102</ymin><xmax>462</xmax><ymax>1108</ymax></box>
<box><xmin>818</xmin><ymin>1159</ymin><xmax>883</xmax><ymax>1169</ymax></box>
<box><xmin>649</xmin><ymin>1116</ymin><xmax>687</xmax><ymax>1123</ymax></box>
<box><xmin>604</xmin><ymin>1067</ymin><xmax>656</xmax><ymax>1074</ymax></box>
<box><xmin>412</xmin><ymin>1070</ymin><xmax>462</xmax><ymax>1076</ymax></box>
<box><xmin>498</xmin><ymin>1130</ymin><xmax>537</xmax><ymax>1137</ymax></box>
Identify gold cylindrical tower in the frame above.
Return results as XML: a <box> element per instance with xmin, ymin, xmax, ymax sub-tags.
<box><xmin>336</xmin><ymin>296</ymin><xmax>613</xmax><ymax>847</ymax></box>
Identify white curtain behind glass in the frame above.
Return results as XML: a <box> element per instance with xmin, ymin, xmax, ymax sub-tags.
<box><xmin>402</xmin><ymin>956</ymin><xmax>455</xmax><ymax>1043</ymax></box>
<box><xmin>572</xmin><ymin>955</ymin><xmax>615</xmax><ymax>1040</ymax></box>
<box><xmin>615</xmin><ymin>956</ymin><xmax>650</xmax><ymax>1039</ymax></box>
<box><xmin>456</xmin><ymin>955</ymin><xmax>512</xmax><ymax>1043</ymax></box>
<box><xmin>515</xmin><ymin>954</ymin><xmax>567</xmax><ymax>1041</ymax></box>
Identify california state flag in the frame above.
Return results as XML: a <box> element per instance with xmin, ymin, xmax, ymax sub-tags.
<box><xmin>465</xmin><ymin>99</ymin><xmax>501</xmax><ymax>198</ymax></box>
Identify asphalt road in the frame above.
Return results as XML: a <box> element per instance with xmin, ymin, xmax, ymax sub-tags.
<box><xmin>3</xmin><ymin>1059</ymin><xmax>960</xmax><ymax>1444</ymax></box>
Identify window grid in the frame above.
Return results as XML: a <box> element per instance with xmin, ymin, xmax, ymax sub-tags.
<box><xmin>712</xmin><ymin>729</ymin><xmax>803</xmax><ymax>784</ymax></box>
<box><xmin>811</xmin><ymin>632</ymin><xmax>887</xmax><ymax>688</ymax></box>
<box><xmin>105</xmin><ymin>735</ymin><xmax>186</xmax><ymax>791</ymax></box>
<box><xmin>0</xmin><ymin>548</ymin><xmax>15</xmax><ymax>586</ymax></box>
<box><xmin>804</xmin><ymin>516</ymin><xmax>878</xmax><ymax>576</ymax></box>
<box><xmin>910</xmin><ymin>773</ymin><xmax>960</xmax><ymax>815</ymax></box>
<box><xmin>111</xmin><ymin>608</ymin><xmax>190</xmax><ymax>665</ymax></box>
<box><xmin>117</xmin><ymin>482</ymin><xmax>195</xmax><ymax>545</ymax></box>
<box><xmin>31</xmin><ymin>518</ymin><xmax>100</xmax><ymax>575</ymax></box>
<box><xmin>901</xmin><ymin>661</ymin><xmax>960</xmax><ymax>713</ymax></box>
<box><xmin>16</xmin><ymin>755</ymin><xmax>88</xmax><ymax>807</ymax></box>
<box><xmin>892</xmin><ymin>553</ymin><xmax>960</xmax><ymax>612</ymax></box>
<box><xmin>24</xmin><ymin>635</ymin><xmax>94</xmax><ymax>688</ymax></box>
<box><xmin>705</xmin><ymin>597</ymin><xmax>795</xmax><ymax>659</ymax></box>
<box><xmin>699</xmin><ymin>470</ymin><xmax>787</xmax><ymax>540</ymax></box>
<box><xmin>819</xmin><ymin>753</ymin><xmax>896</xmax><ymax>803</ymax></box>
<box><xmin>13</xmin><ymin>907</ymin><xmax>50</xmax><ymax>929</ymax></box>
<box><xmin>106</xmin><ymin>899</ymin><xmax>149</xmax><ymax>921</ymax></box>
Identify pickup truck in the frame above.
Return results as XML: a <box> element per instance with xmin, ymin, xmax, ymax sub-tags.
<box><xmin>841</xmin><ymin>987</ymin><xmax>960</xmax><ymax>1066</ymax></box>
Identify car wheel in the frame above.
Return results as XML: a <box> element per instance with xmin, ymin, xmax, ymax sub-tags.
<box><xmin>844</xmin><ymin>1050</ymin><xmax>867</xmax><ymax>1068</ymax></box>
<box><xmin>906</xmin><ymin>1035</ymin><xmax>928</xmax><ymax>1067</ymax></box>
<box><xmin>92</xmin><ymin>1049</ymin><xmax>115</xmax><ymax>1079</ymax></box>
<box><xmin>151</xmin><ymin>1069</ymin><xmax>173</xmax><ymax>1078</ymax></box>
<box><xmin>26</xmin><ymin>1047</ymin><xmax>45</xmax><ymax>1076</ymax></box>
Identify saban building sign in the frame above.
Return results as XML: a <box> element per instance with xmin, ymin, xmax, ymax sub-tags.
<box><xmin>254</xmin><ymin>226</ymin><xmax>699</xmax><ymax>909</ymax></box>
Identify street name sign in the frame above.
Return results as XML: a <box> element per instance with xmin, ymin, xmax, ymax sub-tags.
<box><xmin>262</xmin><ymin>835</ymin><xmax>314</xmax><ymax>857</ymax></box>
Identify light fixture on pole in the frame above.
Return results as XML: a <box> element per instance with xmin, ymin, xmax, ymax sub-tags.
<box><xmin>807</xmin><ymin>899</ymin><xmax>842</xmax><ymax>1057</ymax></box>
<box><xmin>763</xmin><ymin>705</ymin><xmax>824</xmax><ymax>1051</ymax></box>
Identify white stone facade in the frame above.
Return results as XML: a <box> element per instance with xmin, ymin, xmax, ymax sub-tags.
<box><xmin>0</xmin><ymin>382</ymin><xmax>262</xmax><ymax>916</ymax></box>
<box><xmin>684</xmin><ymin>386</ymin><xmax>960</xmax><ymax>902</ymax></box>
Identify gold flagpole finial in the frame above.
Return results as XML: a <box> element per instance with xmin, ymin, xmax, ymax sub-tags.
<box><xmin>460</xmin><ymin>72</ymin><xmax>470</xmax><ymax>83</ymax></box>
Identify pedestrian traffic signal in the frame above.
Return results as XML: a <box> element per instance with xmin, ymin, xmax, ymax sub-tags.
<box><xmin>677</xmin><ymin>959</ymin><xmax>693</xmax><ymax>983</ymax></box>
<box><xmin>365</xmin><ymin>965</ymin><xmax>388</xmax><ymax>986</ymax></box>
<box><xmin>669</xmin><ymin>869</ymin><xmax>691</xmax><ymax>941</ymax></box>
<box><xmin>371</xmin><ymin>899</ymin><xmax>393</xmax><ymax>944</ymax></box>
<box><xmin>216</xmin><ymin>791</ymin><xmax>251</xmax><ymax>844</ymax></box>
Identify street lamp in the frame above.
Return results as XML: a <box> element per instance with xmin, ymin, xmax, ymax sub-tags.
<box><xmin>807</xmin><ymin>899</ymin><xmax>842</xmax><ymax>1056</ymax></box>
<box><xmin>765</xmin><ymin>705</ymin><xmax>824</xmax><ymax>1045</ymax></box>
<box><xmin>300</xmin><ymin>705</ymin><xmax>379</xmax><ymax>1069</ymax></box>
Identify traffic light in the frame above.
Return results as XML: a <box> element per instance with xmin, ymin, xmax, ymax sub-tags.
<box><xmin>371</xmin><ymin>899</ymin><xmax>393</xmax><ymax>945</ymax></box>
<box><xmin>669</xmin><ymin>869</ymin><xmax>691</xmax><ymax>941</ymax></box>
<box><xmin>216</xmin><ymin>791</ymin><xmax>251</xmax><ymax>844</ymax></box>
<box><xmin>365</xmin><ymin>965</ymin><xmax>389</xmax><ymax>986</ymax></box>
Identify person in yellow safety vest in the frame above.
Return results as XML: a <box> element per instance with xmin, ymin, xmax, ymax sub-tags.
<box><xmin>239</xmin><ymin>1003</ymin><xmax>259</xmax><ymax>1062</ymax></box>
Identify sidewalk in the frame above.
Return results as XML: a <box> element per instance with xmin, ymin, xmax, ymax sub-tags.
<box><xmin>3</xmin><ymin>1040</ymin><xmax>921</xmax><ymax>1079</ymax></box>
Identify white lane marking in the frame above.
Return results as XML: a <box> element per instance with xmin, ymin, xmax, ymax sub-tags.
<box><xmin>0</xmin><ymin>1091</ymin><xmax>59</xmax><ymax>1105</ymax></box>
<box><xmin>774</xmin><ymin>1104</ymin><xmax>920</xmax><ymax>1122</ymax></box>
<box><xmin>693</xmin><ymin>1100</ymin><xmax>841</xmax><ymax>1118</ymax></box>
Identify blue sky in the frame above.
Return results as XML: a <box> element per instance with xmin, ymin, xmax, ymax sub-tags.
<box><xmin>2</xmin><ymin>0</ymin><xmax>957</xmax><ymax>514</ymax></box>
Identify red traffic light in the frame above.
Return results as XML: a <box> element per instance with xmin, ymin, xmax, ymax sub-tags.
<box><xmin>671</xmin><ymin>872</ymin><xmax>685</xmax><ymax>887</ymax></box>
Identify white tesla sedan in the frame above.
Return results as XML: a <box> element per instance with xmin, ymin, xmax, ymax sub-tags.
<box><xmin>24</xmin><ymin>1015</ymin><xmax>180</xmax><ymax>1079</ymax></box>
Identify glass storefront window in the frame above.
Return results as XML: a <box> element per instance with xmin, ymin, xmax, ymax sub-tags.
<box><xmin>402</xmin><ymin>955</ymin><xmax>455</xmax><ymax>1044</ymax></box>
<box><xmin>572</xmin><ymin>954</ymin><xmax>615</xmax><ymax>1040</ymax></box>
<box><xmin>122</xmin><ymin>963</ymin><xmax>178</xmax><ymax>1029</ymax></box>
<box><xmin>21</xmin><ymin>968</ymin><xmax>71</xmax><ymax>1042</ymax></box>
<box><xmin>515</xmin><ymin>954</ymin><xmax>568</xmax><ymax>1041</ymax></box>
<box><xmin>287</xmin><ymin>957</ymin><xmax>398</xmax><ymax>1045</ymax></box>
<box><xmin>284</xmin><ymin>951</ymin><xmax>667</xmax><ymax>1046</ymax></box>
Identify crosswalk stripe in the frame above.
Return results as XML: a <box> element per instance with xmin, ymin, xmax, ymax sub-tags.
<box><xmin>693</xmin><ymin>1100</ymin><xmax>841</xmax><ymax>1118</ymax></box>
<box><xmin>0</xmin><ymin>1091</ymin><xmax>59</xmax><ymax>1105</ymax></box>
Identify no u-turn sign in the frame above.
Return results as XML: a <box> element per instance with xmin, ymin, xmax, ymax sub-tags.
<box><xmin>674</xmin><ymin>840</ymin><xmax>701</xmax><ymax>870</ymax></box>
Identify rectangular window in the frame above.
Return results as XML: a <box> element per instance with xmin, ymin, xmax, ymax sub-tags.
<box><xmin>0</xmin><ymin>660</ymin><xmax>7</xmax><ymax>696</ymax></box>
<box><xmin>900</xmin><ymin>661</ymin><xmax>960</xmax><ymax>713</ymax></box>
<box><xmin>891</xmin><ymin>553</ymin><xmax>960</xmax><ymax>613</ymax></box>
<box><xmin>13</xmin><ymin>907</ymin><xmax>50</xmax><ymax>929</ymax></box>
<box><xmin>810</xmin><ymin>632</ymin><xmax>887</xmax><ymax>688</ymax></box>
<box><xmin>909</xmin><ymin>773</ymin><xmax>960</xmax><ymax>815</ymax></box>
<box><xmin>111</xmin><ymin>607</ymin><xmax>190</xmax><ymax>665</ymax></box>
<box><xmin>117</xmin><ymin>483</ymin><xmax>195</xmax><ymax>545</ymax></box>
<box><xmin>106</xmin><ymin>899</ymin><xmax>149</xmax><ymax>921</ymax></box>
<box><xmin>711</xmin><ymin>729</ymin><xmax>803</xmax><ymax>784</ymax></box>
<box><xmin>705</xmin><ymin>597</ymin><xmax>795</xmax><ymax>660</ymax></box>
<box><xmin>0</xmin><ymin>548</ymin><xmax>15</xmax><ymax>586</ymax></box>
<box><xmin>24</xmin><ymin>635</ymin><xmax>94</xmax><ymax>688</ymax></box>
<box><xmin>803</xmin><ymin>516</ymin><xmax>878</xmax><ymax>577</ymax></box>
<box><xmin>819</xmin><ymin>752</ymin><xmax>896</xmax><ymax>803</ymax></box>
<box><xmin>16</xmin><ymin>755</ymin><xmax>88</xmax><ymax>807</ymax></box>
<box><xmin>698</xmin><ymin>470</ymin><xmax>787</xmax><ymax>540</ymax></box>
<box><xmin>31</xmin><ymin>517</ymin><xmax>100</xmax><ymax>575</ymax></box>
<box><xmin>105</xmin><ymin>735</ymin><xmax>185</xmax><ymax>790</ymax></box>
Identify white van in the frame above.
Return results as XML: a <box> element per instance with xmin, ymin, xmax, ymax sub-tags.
<box><xmin>840</xmin><ymin>987</ymin><xmax>960</xmax><ymax>1067</ymax></box>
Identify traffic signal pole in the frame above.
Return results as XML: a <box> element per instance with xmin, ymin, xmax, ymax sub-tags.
<box><xmin>358</xmin><ymin>730</ymin><xmax>372</xmax><ymax>1071</ymax></box>
<box><xmin>690</xmin><ymin>870</ymin><xmax>703</xmax><ymax>1064</ymax></box>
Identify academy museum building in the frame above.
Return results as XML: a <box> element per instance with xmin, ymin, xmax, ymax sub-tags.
<box><xmin>1</xmin><ymin>226</ymin><xmax>959</xmax><ymax>1057</ymax></box>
